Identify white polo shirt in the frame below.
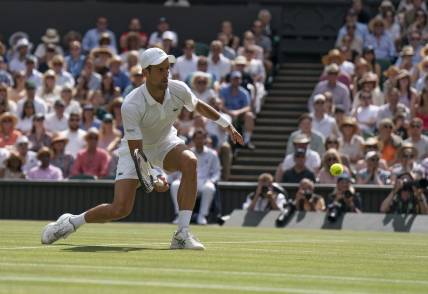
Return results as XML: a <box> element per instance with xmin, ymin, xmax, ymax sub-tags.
<box><xmin>121</xmin><ymin>79</ymin><xmax>199</xmax><ymax>147</ymax></box>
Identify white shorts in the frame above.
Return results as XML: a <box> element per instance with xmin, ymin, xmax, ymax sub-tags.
<box><xmin>115</xmin><ymin>136</ymin><xmax>185</xmax><ymax>181</ymax></box>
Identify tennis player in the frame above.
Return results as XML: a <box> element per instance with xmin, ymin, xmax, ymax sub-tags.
<box><xmin>41</xmin><ymin>48</ymin><xmax>243</xmax><ymax>250</ymax></box>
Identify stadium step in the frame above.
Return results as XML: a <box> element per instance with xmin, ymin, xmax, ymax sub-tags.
<box><xmin>229</xmin><ymin>59</ymin><xmax>321</xmax><ymax>181</ymax></box>
<box><xmin>235</xmin><ymin>156</ymin><xmax>283</xmax><ymax>165</ymax></box>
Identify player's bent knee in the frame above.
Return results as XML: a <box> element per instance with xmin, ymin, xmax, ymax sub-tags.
<box><xmin>179</xmin><ymin>153</ymin><xmax>197</xmax><ymax>174</ymax></box>
<box><xmin>110</xmin><ymin>204</ymin><xmax>133</xmax><ymax>220</ymax></box>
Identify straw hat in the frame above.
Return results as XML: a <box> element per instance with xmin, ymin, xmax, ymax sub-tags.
<box><xmin>418</xmin><ymin>56</ymin><xmax>428</xmax><ymax>72</ymax></box>
<box><xmin>355</xmin><ymin>57</ymin><xmax>370</xmax><ymax>70</ymax></box>
<box><xmin>340</xmin><ymin>116</ymin><xmax>358</xmax><ymax>133</ymax></box>
<box><xmin>90</xmin><ymin>47</ymin><xmax>113</xmax><ymax>58</ymax></box>
<box><xmin>368</xmin><ymin>16</ymin><xmax>385</xmax><ymax>32</ymax></box>
<box><xmin>383</xmin><ymin>65</ymin><xmax>400</xmax><ymax>78</ymax></box>
<box><xmin>322</xmin><ymin>49</ymin><xmax>344</xmax><ymax>65</ymax></box>
<box><xmin>420</xmin><ymin>44</ymin><xmax>428</xmax><ymax>58</ymax></box>
<box><xmin>234</xmin><ymin>55</ymin><xmax>247</xmax><ymax>66</ymax></box>
<box><xmin>397</xmin><ymin>142</ymin><xmax>418</xmax><ymax>160</ymax></box>
<box><xmin>41</xmin><ymin>28</ymin><xmax>60</xmax><ymax>44</ymax></box>
<box><xmin>51</xmin><ymin>132</ymin><xmax>69</xmax><ymax>145</ymax></box>
<box><xmin>293</xmin><ymin>133</ymin><xmax>310</xmax><ymax>144</ymax></box>
<box><xmin>400</xmin><ymin>45</ymin><xmax>415</xmax><ymax>57</ymax></box>
<box><xmin>190</xmin><ymin>71</ymin><xmax>212</xmax><ymax>87</ymax></box>
<box><xmin>396</xmin><ymin>69</ymin><xmax>411</xmax><ymax>81</ymax></box>
<box><xmin>359</xmin><ymin>72</ymin><xmax>378</xmax><ymax>85</ymax></box>
<box><xmin>0</xmin><ymin>112</ymin><xmax>18</xmax><ymax>126</ymax></box>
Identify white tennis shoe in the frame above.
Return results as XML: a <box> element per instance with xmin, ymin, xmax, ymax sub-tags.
<box><xmin>41</xmin><ymin>213</ymin><xmax>76</xmax><ymax>245</ymax></box>
<box><xmin>170</xmin><ymin>229</ymin><xmax>205</xmax><ymax>250</ymax></box>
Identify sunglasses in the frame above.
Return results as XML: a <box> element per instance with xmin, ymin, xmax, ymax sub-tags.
<box><xmin>361</xmin><ymin>96</ymin><xmax>372</xmax><ymax>100</ymax></box>
<box><xmin>327</xmin><ymin>157</ymin><xmax>338</xmax><ymax>161</ymax></box>
<box><xmin>382</xmin><ymin>125</ymin><xmax>393</xmax><ymax>129</ymax></box>
<box><xmin>410</xmin><ymin>123</ymin><xmax>422</xmax><ymax>128</ymax></box>
<box><xmin>1</xmin><ymin>119</ymin><xmax>12</xmax><ymax>123</ymax></box>
<box><xmin>369</xmin><ymin>157</ymin><xmax>379</xmax><ymax>162</ymax></box>
<box><xmin>403</xmin><ymin>154</ymin><xmax>414</xmax><ymax>159</ymax></box>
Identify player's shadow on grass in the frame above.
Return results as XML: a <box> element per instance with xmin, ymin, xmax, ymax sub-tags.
<box><xmin>61</xmin><ymin>245</ymin><xmax>169</xmax><ymax>253</ymax></box>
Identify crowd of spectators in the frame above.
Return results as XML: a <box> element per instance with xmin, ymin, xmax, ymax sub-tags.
<box><xmin>268</xmin><ymin>0</ymin><xmax>428</xmax><ymax>215</ymax></box>
<box><xmin>0</xmin><ymin>11</ymin><xmax>276</xmax><ymax>182</ymax></box>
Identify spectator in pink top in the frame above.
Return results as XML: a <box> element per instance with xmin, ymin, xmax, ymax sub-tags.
<box><xmin>71</xmin><ymin>127</ymin><xmax>110</xmax><ymax>178</ymax></box>
<box><xmin>27</xmin><ymin>147</ymin><xmax>63</xmax><ymax>180</ymax></box>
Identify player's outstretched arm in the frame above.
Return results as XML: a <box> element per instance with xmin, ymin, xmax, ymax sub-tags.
<box><xmin>195</xmin><ymin>100</ymin><xmax>244</xmax><ymax>145</ymax></box>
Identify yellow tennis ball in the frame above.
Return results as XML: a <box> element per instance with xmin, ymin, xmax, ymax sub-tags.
<box><xmin>330</xmin><ymin>163</ymin><xmax>344</xmax><ymax>177</ymax></box>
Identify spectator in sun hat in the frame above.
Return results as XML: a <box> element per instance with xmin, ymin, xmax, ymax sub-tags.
<box><xmin>34</xmin><ymin>28</ymin><xmax>64</xmax><ymax>63</ymax></box>
<box><xmin>24</xmin><ymin>55</ymin><xmax>43</xmax><ymax>89</ymax></box>
<box><xmin>309</xmin><ymin>63</ymin><xmax>351</xmax><ymax>113</ymax></box>
<box><xmin>108</xmin><ymin>55</ymin><xmax>130</xmax><ymax>92</ymax></box>
<box><xmin>50</xmin><ymin>132</ymin><xmax>74</xmax><ymax>178</ymax></box>
<box><xmin>65</xmin><ymin>40</ymin><xmax>85</xmax><ymax>79</ymax></box>
<box><xmin>49</xmin><ymin>55</ymin><xmax>75</xmax><ymax>88</ymax></box>
<box><xmin>148</xmin><ymin>17</ymin><xmax>178</xmax><ymax>47</ymax></box>
<box><xmin>82</xmin><ymin>16</ymin><xmax>117</xmax><ymax>54</ymax></box>
<box><xmin>310</xmin><ymin>94</ymin><xmax>339</xmax><ymax>139</ymax></box>
<box><xmin>352</xmin><ymin>72</ymin><xmax>384</xmax><ymax>110</ymax></box>
<box><xmin>395</xmin><ymin>45</ymin><xmax>416</xmax><ymax>71</ymax></box>
<box><xmin>9</xmin><ymin>38</ymin><xmax>32</xmax><ymax>73</ymax></box>
<box><xmin>338</xmin><ymin>116</ymin><xmax>364</xmax><ymax>165</ymax></box>
<box><xmin>275</xmin><ymin>133</ymin><xmax>321</xmax><ymax>182</ymax></box>
<box><xmin>161</xmin><ymin>31</ymin><xmax>182</xmax><ymax>57</ymax></box>
<box><xmin>395</xmin><ymin>69</ymin><xmax>418</xmax><ymax>109</ymax></box>
<box><xmin>377</xmin><ymin>118</ymin><xmax>403</xmax><ymax>166</ymax></box>
<box><xmin>172</xmin><ymin>39</ymin><xmax>198</xmax><ymax>81</ymax></box>
<box><xmin>364</xmin><ymin>15</ymin><xmax>396</xmax><ymax>62</ymax></box>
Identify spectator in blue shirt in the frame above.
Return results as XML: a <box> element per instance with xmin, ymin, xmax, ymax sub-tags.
<box><xmin>336</xmin><ymin>9</ymin><xmax>368</xmax><ymax>45</ymax></box>
<box><xmin>108</xmin><ymin>56</ymin><xmax>130</xmax><ymax>93</ymax></box>
<box><xmin>82</xmin><ymin>17</ymin><xmax>117</xmax><ymax>54</ymax></box>
<box><xmin>364</xmin><ymin>16</ymin><xmax>396</xmax><ymax>62</ymax></box>
<box><xmin>220</xmin><ymin>71</ymin><xmax>255</xmax><ymax>148</ymax></box>
<box><xmin>0</xmin><ymin>57</ymin><xmax>13</xmax><ymax>86</ymax></box>
<box><xmin>65</xmin><ymin>41</ymin><xmax>85</xmax><ymax>79</ymax></box>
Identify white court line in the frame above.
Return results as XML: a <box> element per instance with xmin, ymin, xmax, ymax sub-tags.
<box><xmin>0</xmin><ymin>262</ymin><xmax>427</xmax><ymax>286</ymax></box>
<box><xmin>0</xmin><ymin>275</ymin><xmax>367</xmax><ymax>294</ymax></box>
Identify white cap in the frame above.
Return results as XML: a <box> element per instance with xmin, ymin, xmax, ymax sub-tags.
<box><xmin>140</xmin><ymin>47</ymin><xmax>176</xmax><ymax>69</ymax></box>
<box><xmin>162</xmin><ymin>31</ymin><xmax>175</xmax><ymax>41</ymax></box>
<box><xmin>314</xmin><ymin>94</ymin><xmax>326</xmax><ymax>102</ymax></box>
<box><xmin>16</xmin><ymin>135</ymin><xmax>29</xmax><ymax>145</ymax></box>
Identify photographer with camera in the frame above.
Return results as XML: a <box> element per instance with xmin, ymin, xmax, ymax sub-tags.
<box><xmin>293</xmin><ymin>178</ymin><xmax>325</xmax><ymax>212</ymax></box>
<box><xmin>326</xmin><ymin>172</ymin><xmax>362</xmax><ymax>222</ymax></box>
<box><xmin>242</xmin><ymin>173</ymin><xmax>286</xmax><ymax>212</ymax></box>
<box><xmin>380</xmin><ymin>172</ymin><xmax>428</xmax><ymax>214</ymax></box>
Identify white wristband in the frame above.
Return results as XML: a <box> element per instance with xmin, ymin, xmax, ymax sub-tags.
<box><xmin>215</xmin><ymin>114</ymin><xmax>230</xmax><ymax>128</ymax></box>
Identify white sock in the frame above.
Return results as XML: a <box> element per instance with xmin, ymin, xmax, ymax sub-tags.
<box><xmin>177</xmin><ymin>210</ymin><xmax>192</xmax><ymax>232</ymax></box>
<box><xmin>70</xmin><ymin>213</ymin><xmax>86</xmax><ymax>229</ymax></box>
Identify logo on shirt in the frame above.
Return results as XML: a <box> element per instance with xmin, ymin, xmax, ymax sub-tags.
<box><xmin>118</xmin><ymin>172</ymin><xmax>123</xmax><ymax>176</ymax></box>
<box><xmin>173</xmin><ymin>108</ymin><xmax>179</xmax><ymax>112</ymax></box>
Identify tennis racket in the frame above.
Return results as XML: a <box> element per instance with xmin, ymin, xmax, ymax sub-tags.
<box><xmin>132</xmin><ymin>148</ymin><xmax>156</xmax><ymax>193</ymax></box>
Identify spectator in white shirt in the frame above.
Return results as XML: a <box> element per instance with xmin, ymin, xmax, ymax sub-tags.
<box><xmin>36</xmin><ymin>70</ymin><xmax>61</xmax><ymax>108</ymax></box>
<box><xmin>17</xmin><ymin>81</ymin><xmax>47</xmax><ymax>116</ymax></box>
<box><xmin>61</xmin><ymin>112</ymin><xmax>87</xmax><ymax>158</ymax></box>
<box><xmin>353</xmin><ymin>90</ymin><xmax>379</xmax><ymax>136</ymax></box>
<box><xmin>60</xmin><ymin>86</ymin><xmax>81</xmax><ymax>116</ymax></box>
<box><xmin>45</xmin><ymin>99</ymin><xmax>69</xmax><ymax>133</ymax></box>
<box><xmin>207</xmin><ymin>40</ymin><xmax>232</xmax><ymax>82</ymax></box>
<box><xmin>172</xmin><ymin>39</ymin><xmax>198</xmax><ymax>81</ymax></box>
<box><xmin>9</xmin><ymin>38</ymin><xmax>31</xmax><ymax>74</ymax></box>
<box><xmin>49</xmin><ymin>55</ymin><xmax>75</xmax><ymax>88</ymax></box>
<box><xmin>170</xmin><ymin>128</ymin><xmax>221</xmax><ymax>225</ymax></box>
<box><xmin>377</xmin><ymin>87</ymin><xmax>410</xmax><ymax>127</ymax></box>
<box><xmin>310</xmin><ymin>94</ymin><xmax>339</xmax><ymax>139</ymax></box>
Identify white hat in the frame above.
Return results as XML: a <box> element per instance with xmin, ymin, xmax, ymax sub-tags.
<box><xmin>314</xmin><ymin>94</ymin><xmax>326</xmax><ymax>102</ymax></box>
<box><xmin>16</xmin><ymin>135</ymin><xmax>29</xmax><ymax>145</ymax></box>
<box><xmin>15</xmin><ymin>38</ymin><xmax>31</xmax><ymax>50</ymax></box>
<box><xmin>162</xmin><ymin>31</ymin><xmax>175</xmax><ymax>41</ymax></box>
<box><xmin>140</xmin><ymin>47</ymin><xmax>175</xmax><ymax>69</ymax></box>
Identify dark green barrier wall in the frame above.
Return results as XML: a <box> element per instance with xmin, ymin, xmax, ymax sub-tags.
<box><xmin>0</xmin><ymin>180</ymin><xmax>392</xmax><ymax>221</ymax></box>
